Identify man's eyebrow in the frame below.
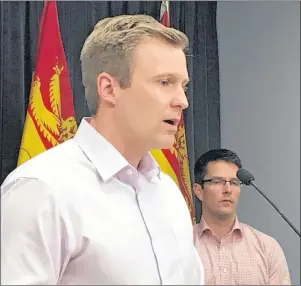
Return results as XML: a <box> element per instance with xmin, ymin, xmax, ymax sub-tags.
<box><xmin>208</xmin><ymin>176</ymin><xmax>239</xmax><ymax>180</ymax></box>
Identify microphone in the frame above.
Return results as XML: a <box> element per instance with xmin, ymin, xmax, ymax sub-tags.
<box><xmin>237</xmin><ymin>168</ymin><xmax>300</xmax><ymax>237</ymax></box>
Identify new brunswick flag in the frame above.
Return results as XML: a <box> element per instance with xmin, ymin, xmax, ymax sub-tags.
<box><xmin>17</xmin><ymin>1</ymin><xmax>77</xmax><ymax>166</ymax></box>
<box><xmin>151</xmin><ymin>0</ymin><xmax>195</xmax><ymax>223</ymax></box>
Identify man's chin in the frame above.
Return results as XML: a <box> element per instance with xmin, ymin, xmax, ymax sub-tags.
<box><xmin>152</xmin><ymin>138</ymin><xmax>175</xmax><ymax>150</ymax></box>
<box><xmin>216</xmin><ymin>211</ymin><xmax>235</xmax><ymax>220</ymax></box>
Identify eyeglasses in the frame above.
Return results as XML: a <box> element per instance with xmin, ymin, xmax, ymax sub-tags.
<box><xmin>200</xmin><ymin>178</ymin><xmax>242</xmax><ymax>187</ymax></box>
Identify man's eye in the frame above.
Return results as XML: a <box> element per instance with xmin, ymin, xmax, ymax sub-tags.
<box><xmin>160</xmin><ymin>80</ymin><xmax>169</xmax><ymax>86</ymax></box>
<box><xmin>211</xmin><ymin>179</ymin><xmax>222</xmax><ymax>184</ymax></box>
<box><xmin>231</xmin><ymin>181</ymin><xmax>241</xmax><ymax>186</ymax></box>
<box><xmin>183</xmin><ymin>86</ymin><xmax>188</xmax><ymax>92</ymax></box>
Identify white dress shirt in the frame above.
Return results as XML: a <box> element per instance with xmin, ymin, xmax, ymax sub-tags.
<box><xmin>1</xmin><ymin>118</ymin><xmax>204</xmax><ymax>285</ymax></box>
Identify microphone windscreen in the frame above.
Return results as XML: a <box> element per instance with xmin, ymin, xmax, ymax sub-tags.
<box><xmin>237</xmin><ymin>168</ymin><xmax>255</xmax><ymax>185</ymax></box>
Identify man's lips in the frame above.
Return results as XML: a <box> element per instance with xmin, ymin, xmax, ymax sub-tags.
<box><xmin>163</xmin><ymin>118</ymin><xmax>180</xmax><ymax>126</ymax></box>
<box><xmin>220</xmin><ymin>199</ymin><xmax>233</xmax><ymax>203</ymax></box>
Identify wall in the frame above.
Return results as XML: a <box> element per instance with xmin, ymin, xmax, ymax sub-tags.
<box><xmin>217</xmin><ymin>1</ymin><xmax>300</xmax><ymax>284</ymax></box>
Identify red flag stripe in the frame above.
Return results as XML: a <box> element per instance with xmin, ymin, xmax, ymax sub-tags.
<box><xmin>160</xmin><ymin>1</ymin><xmax>170</xmax><ymax>27</ymax></box>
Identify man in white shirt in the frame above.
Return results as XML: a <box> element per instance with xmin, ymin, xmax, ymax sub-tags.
<box><xmin>1</xmin><ymin>14</ymin><xmax>204</xmax><ymax>285</ymax></box>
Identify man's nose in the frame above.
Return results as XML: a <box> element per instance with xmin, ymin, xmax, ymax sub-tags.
<box><xmin>171</xmin><ymin>89</ymin><xmax>189</xmax><ymax>110</ymax></box>
<box><xmin>222</xmin><ymin>182</ymin><xmax>232</xmax><ymax>193</ymax></box>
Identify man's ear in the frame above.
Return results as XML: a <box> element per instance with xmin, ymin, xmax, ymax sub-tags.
<box><xmin>193</xmin><ymin>183</ymin><xmax>203</xmax><ymax>202</ymax></box>
<box><xmin>96</xmin><ymin>72</ymin><xmax>118</xmax><ymax>106</ymax></box>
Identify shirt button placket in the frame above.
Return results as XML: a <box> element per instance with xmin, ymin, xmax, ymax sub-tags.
<box><xmin>219</xmin><ymin>242</ymin><xmax>229</xmax><ymax>284</ymax></box>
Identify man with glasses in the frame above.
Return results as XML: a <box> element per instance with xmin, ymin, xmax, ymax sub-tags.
<box><xmin>193</xmin><ymin>148</ymin><xmax>291</xmax><ymax>285</ymax></box>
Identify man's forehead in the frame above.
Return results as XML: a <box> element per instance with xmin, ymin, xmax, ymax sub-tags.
<box><xmin>206</xmin><ymin>161</ymin><xmax>239</xmax><ymax>174</ymax></box>
<box><xmin>134</xmin><ymin>38</ymin><xmax>186</xmax><ymax>59</ymax></box>
<box><xmin>132</xmin><ymin>40</ymin><xmax>188</xmax><ymax>77</ymax></box>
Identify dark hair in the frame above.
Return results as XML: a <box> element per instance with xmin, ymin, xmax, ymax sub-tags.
<box><xmin>194</xmin><ymin>148</ymin><xmax>242</xmax><ymax>186</ymax></box>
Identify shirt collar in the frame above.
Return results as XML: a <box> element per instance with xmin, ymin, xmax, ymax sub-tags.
<box><xmin>198</xmin><ymin>216</ymin><xmax>242</xmax><ymax>237</ymax></box>
<box><xmin>73</xmin><ymin>117</ymin><xmax>160</xmax><ymax>183</ymax></box>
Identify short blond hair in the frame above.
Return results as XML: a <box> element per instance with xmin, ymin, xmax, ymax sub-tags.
<box><xmin>80</xmin><ymin>14</ymin><xmax>189</xmax><ymax>115</ymax></box>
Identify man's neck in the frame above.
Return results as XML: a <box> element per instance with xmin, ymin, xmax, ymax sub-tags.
<box><xmin>90</xmin><ymin>116</ymin><xmax>145</xmax><ymax>169</ymax></box>
<box><xmin>202</xmin><ymin>212</ymin><xmax>236</xmax><ymax>241</ymax></box>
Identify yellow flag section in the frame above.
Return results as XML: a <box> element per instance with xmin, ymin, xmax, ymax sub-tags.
<box><xmin>17</xmin><ymin>1</ymin><xmax>77</xmax><ymax>166</ymax></box>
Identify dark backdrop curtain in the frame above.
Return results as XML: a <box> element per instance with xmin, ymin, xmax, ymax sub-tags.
<box><xmin>0</xmin><ymin>1</ymin><xmax>220</xmax><ymax>221</ymax></box>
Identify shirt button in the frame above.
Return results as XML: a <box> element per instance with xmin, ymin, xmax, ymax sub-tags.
<box><xmin>223</xmin><ymin>268</ymin><xmax>227</xmax><ymax>273</ymax></box>
<box><xmin>127</xmin><ymin>169</ymin><xmax>133</xmax><ymax>175</ymax></box>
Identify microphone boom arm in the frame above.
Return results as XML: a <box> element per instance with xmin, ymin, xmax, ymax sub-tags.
<box><xmin>250</xmin><ymin>181</ymin><xmax>300</xmax><ymax>237</ymax></box>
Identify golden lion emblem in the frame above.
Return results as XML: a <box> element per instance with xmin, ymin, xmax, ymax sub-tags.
<box><xmin>170</xmin><ymin>119</ymin><xmax>194</xmax><ymax>219</ymax></box>
<box><xmin>29</xmin><ymin>63</ymin><xmax>77</xmax><ymax>146</ymax></box>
